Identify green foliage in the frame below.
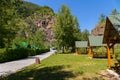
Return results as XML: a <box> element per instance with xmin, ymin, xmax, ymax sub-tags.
<box><xmin>0</xmin><ymin>0</ymin><xmax>23</xmax><ymax>48</ymax></box>
<box><xmin>92</xmin><ymin>47</ymin><xmax>107</xmax><ymax>58</ymax></box>
<box><xmin>39</xmin><ymin>6</ymin><xmax>54</xmax><ymax>16</ymax></box>
<box><xmin>0</xmin><ymin>0</ymin><xmax>54</xmax><ymax>63</ymax></box>
<box><xmin>93</xmin><ymin>47</ymin><xmax>106</xmax><ymax>53</ymax></box>
<box><xmin>115</xmin><ymin>44</ymin><xmax>120</xmax><ymax>61</ymax></box>
<box><xmin>27</xmin><ymin>49</ymin><xmax>36</xmax><ymax>56</ymax></box>
<box><xmin>0</xmin><ymin>0</ymin><xmax>54</xmax><ymax>48</ymax></box>
<box><xmin>29</xmin><ymin>30</ymin><xmax>46</xmax><ymax>48</ymax></box>
<box><xmin>116</xmin><ymin>53</ymin><xmax>120</xmax><ymax>61</ymax></box>
<box><xmin>111</xmin><ymin>9</ymin><xmax>119</xmax><ymax>15</ymax></box>
<box><xmin>73</xmin><ymin>17</ymin><xmax>82</xmax><ymax>41</ymax></box>
<box><xmin>14</xmin><ymin>16</ymin><xmax>47</xmax><ymax>49</ymax></box>
<box><xmin>99</xmin><ymin>14</ymin><xmax>106</xmax><ymax>23</ymax></box>
<box><xmin>81</xmin><ymin>29</ymin><xmax>89</xmax><ymax>41</ymax></box>
<box><xmin>39</xmin><ymin>48</ymin><xmax>50</xmax><ymax>54</ymax></box>
<box><xmin>53</xmin><ymin>5</ymin><xmax>81</xmax><ymax>52</ymax></box>
<box><xmin>18</xmin><ymin>3</ymin><xmax>55</xmax><ymax>48</ymax></box>
<box><xmin>79</xmin><ymin>48</ymin><xmax>87</xmax><ymax>54</ymax></box>
<box><xmin>17</xmin><ymin>1</ymin><xmax>41</xmax><ymax>18</ymax></box>
<box><xmin>0</xmin><ymin>48</ymin><xmax>28</xmax><ymax>63</ymax></box>
<box><xmin>0</xmin><ymin>48</ymin><xmax>50</xmax><ymax>63</ymax></box>
<box><xmin>17</xmin><ymin>1</ymin><xmax>54</xmax><ymax>18</ymax></box>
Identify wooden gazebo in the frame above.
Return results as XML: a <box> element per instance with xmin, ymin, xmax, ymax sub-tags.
<box><xmin>75</xmin><ymin>41</ymin><xmax>88</xmax><ymax>54</ymax></box>
<box><xmin>88</xmin><ymin>36</ymin><xmax>106</xmax><ymax>57</ymax></box>
<box><xmin>103</xmin><ymin>14</ymin><xmax>120</xmax><ymax>68</ymax></box>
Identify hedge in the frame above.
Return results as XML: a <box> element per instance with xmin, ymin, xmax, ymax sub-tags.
<box><xmin>0</xmin><ymin>48</ymin><xmax>50</xmax><ymax>63</ymax></box>
<box><xmin>114</xmin><ymin>45</ymin><xmax>120</xmax><ymax>62</ymax></box>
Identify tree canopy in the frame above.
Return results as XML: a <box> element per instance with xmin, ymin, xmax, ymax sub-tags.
<box><xmin>53</xmin><ymin>5</ymin><xmax>81</xmax><ymax>52</ymax></box>
<box><xmin>99</xmin><ymin>14</ymin><xmax>106</xmax><ymax>23</ymax></box>
<box><xmin>0</xmin><ymin>0</ymin><xmax>23</xmax><ymax>48</ymax></box>
<box><xmin>0</xmin><ymin>0</ymin><xmax>55</xmax><ymax>48</ymax></box>
<box><xmin>111</xmin><ymin>9</ymin><xmax>119</xmax><ymax>15</ymax></box>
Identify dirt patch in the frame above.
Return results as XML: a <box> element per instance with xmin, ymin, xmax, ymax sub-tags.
<box><xmin>99</xmin><ymin>69</ymin><xmax>120</xmax><ymax>80</ymax></box>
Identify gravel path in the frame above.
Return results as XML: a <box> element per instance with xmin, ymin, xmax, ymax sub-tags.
<box><xmin>0</xmin><ymin>51</ymin><xmax>54</xmax><ymax>77</ymax></box>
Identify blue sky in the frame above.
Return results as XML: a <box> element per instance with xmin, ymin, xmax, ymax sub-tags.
<box><xmin>25</xmin><ymin>0</ymin><xmax>120</xmax><ymax>32</ymax></box>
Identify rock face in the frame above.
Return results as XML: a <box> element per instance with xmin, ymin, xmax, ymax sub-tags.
<box><xmin>91</xmin><ymin>22</ymin><xmax>105</xmax><ymax>36</ymax></box>
<box><xmin>34</xmin><ymin>16</ymin><xmax>55</xmax><ymax>44</ymax></box>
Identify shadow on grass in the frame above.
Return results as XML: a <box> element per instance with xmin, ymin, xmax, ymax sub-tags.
<box><xmin>1</xmin><ymin>65</ymin><xmax>75</xmax><ymax>80</ymax></box>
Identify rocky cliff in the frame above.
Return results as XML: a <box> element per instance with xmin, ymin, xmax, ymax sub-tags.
<box><xmin>33</xmin><ymin>15</ymin><xmax>55</xmax><ymax>43</ymax></box>
<box><xmin>91</xmin><ymin>22</ymin><xmax>105</xmax><ymax>36</ymax></box>
<box><xmin>19</xmin><ymin>1</ymin><xmax>56</xmax><ymax>44</ymax></box>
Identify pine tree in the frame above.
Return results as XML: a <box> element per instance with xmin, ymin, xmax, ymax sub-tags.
<box><xmin>111</xmin><ymin>9</ymin><xmax>119</xmax><ymax>15</ymax></box>
<box><xmin>99</xmin><ymin>14</ymin><xmax>106</xmax><ymax>23</ymax></box>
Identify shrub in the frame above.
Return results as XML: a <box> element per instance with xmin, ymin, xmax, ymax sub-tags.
<box><xmin>28</xmin><ymin>49</ymin><xmax>36</xmax><ymax>56</ymax></box>
<box><xmin>116</xmin><ymin>53</ymin><xmax>120</xmax><ymax>60</ymax></box>
<box><xmin>79</xmin><ymin>48</ymin><xmax>87</xmax><ymax>54</ymax></box>
<box><xmin>114</xmin><ymin>44</ymin><xmax>120</xmax><ymax>62</ymax></box>
<box><xmin>0</xmin><ymin>48</ymin><xmax>29</xmax><ymax>63</ymax></box>
<box><xmin>115</xmin><ymin>48</ymin><xmax>120</xmax><ymax>62</ymax></box>
<box><xmin>93</xmin><ymin>47</ymin><xmax>107</xmax><ymax>58</ymax></box>
<box><xmin>39</xmin><ymin>48</ymin><xmax>50</xmax><ymax>54</ymax></box>
<box><xmin>0</xmin><ymin>48</ymin><xmax>50</xmax><ymax>63</ymax></box>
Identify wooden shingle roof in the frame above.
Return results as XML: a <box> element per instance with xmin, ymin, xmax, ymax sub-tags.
<box><xmin>88</xmin><ymin>36</ymin><xmax>106</xmax><ymax>46</ymax></box>
<box><xmin>103</xmin><ymin>14</ymin><xmax>120</xmax><ymax>43</ymax></box>
<box><xmin>75</xmin><ymin>41</ymin><xmax>88</xmax><ymax>48</ymax></box>
<box><xmin>109</xmin><ymin>14</ymin><xmax>120</xmax><ymax>34</ymax></box>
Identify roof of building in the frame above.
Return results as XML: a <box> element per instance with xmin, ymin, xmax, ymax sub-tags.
<box><xmin>75</xmin><ymin>41</ymin><xmax>88</xmax><ymax>48</ymax></box>
<box><xmin>88</xmin><ymin>36</ymin><xmax>106</xmax><ymax>46</ymax></box>
<box><xmin>108</xmin><ymin>14</ymin><xmax>120</xmax><ymax>34</ymax></box>
<box><xmin>103</xmin><ymin>14</ymin><xmax>120</xmax><ymax>43</ymax></box>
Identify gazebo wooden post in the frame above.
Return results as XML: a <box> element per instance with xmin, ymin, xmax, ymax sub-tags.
<box><xmin>107</xmin><ymin>42</ymin><xmax>111</xmax><ymax>68</ymax></box>
<box><xmin>88</xmin><ymin>46</ymin><xmax>91</xmax><ymax>57</ymax></box>
<box><xmin>103</xmin><ymin>15</ymin><xmax>120</xmax><ymax>69</ymax></box>
<box><xmin>76</xmin><ymin>48</ymin><xmax>79</xmax><ymax>54</ymax></box>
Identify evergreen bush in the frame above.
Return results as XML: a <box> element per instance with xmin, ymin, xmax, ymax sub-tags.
<box><xmin>0</xmin><ymin>48</ymin><xmax>50</xmax><ymax>63</ymax></box>
<box><xmin>0</xmin><ymin>48</ymin><xmax>28</xmax><ymax>63</ymax></box>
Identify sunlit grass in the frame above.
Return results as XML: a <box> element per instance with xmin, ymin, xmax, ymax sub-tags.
<box><xmin>1</xmin><ymin>54</ymin><xmax>108</xmax><ymax>80</ymax></box>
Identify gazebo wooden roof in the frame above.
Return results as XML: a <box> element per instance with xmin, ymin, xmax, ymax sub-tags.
<box><xmin>103</xmin><ymin>14</ymin><xmax>120</xmax><ymax>43</ymax></box>
<box><xmin>88</xmin><ymin>36</ymin><xmax>106</xmax><ymax>47</ymax></box>
<box><xmin>88</xmin><ymin>36</ymin><xmax>106</xmax><ymax>57</ymax></box>
<box><xmin>75</xmin><ymin>41</ymin><xmax>88</xmax><ymax>48</ymax></box>
<box><xmin>75</xmin><ymin>41</ymin><xmax>88</xmax><ymax>54</ymax></box>
<box><xmin>103</xmin><ymin>14</ymin><xmax>120</xmax><ymax>68</ymax></box>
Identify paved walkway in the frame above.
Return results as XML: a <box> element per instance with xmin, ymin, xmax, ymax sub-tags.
<box><xmin>0</xmin><ymin>51</ymin><xmax>55</xmax><ymax>77</ymax></box>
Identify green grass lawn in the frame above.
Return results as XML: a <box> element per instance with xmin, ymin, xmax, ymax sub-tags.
<box><xmin>1</xmin><ymin>54</ymin><xmax>108</xmax><ymax>80</ymax></box>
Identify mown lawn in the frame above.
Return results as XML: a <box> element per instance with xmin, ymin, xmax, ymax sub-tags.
<box><xmin>1</xmin><ymin>54</ymin><xmax>108</xmax><ymax>80</ymax></box>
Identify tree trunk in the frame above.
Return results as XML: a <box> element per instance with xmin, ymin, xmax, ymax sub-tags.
<box><xmin>62</xmin><ymin>46</ymin><xmax>64</xmax><ymax>53</ymax></box>
<box><xmin>71</xmin><ymin>46</ymin><xmax>75</xmax><ymax>53</ymax></box>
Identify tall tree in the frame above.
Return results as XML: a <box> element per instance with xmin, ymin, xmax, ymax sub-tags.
<box><xmin>0</xmin><ymin>0</ymin><xmax>22</xmax><ymax>48</ymax></box>
<box><xmin>73</xmin><ymin>17</ymin><xmax>81</xmax><ymax>41</ymax></box>
<box><xmin>111</xmin><ymin>9</ymin><xmax>119</xmax><ymax>15</ymax></box>
<box><xmin>81</xmin><ymin>29</ymin><xmax>89</xmax><ymax>41</ymax></box>
<box><xmin>53</xmin><ymin>5</ymin><xmax>81</xmax><ymax>53</ymax></box>
<box><xmin>99</xmin><ymin>14</ymin><xmax>106</xmax><ymax>23</ymax></box>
